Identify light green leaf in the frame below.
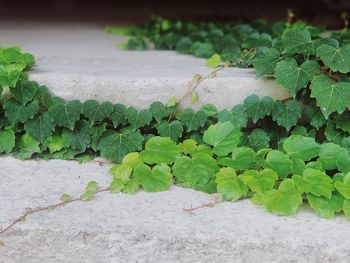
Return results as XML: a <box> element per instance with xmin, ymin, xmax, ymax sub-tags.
<box><xmin>319</xmin><ymin>143</ymin><xmax>349</xmax><ymax>170</ymax></box>
<box><xmin>271</xmin><ymin>101</ymin><xmax>301</xmax><ymax>130</ymax></box>
<box><xmin>224</xmin><ymin>146</ymin><xmax>256</xmax><ymax>170</ymax></box>
<box><xmin>134</xmin><ymin>163</ymin><xmax>173</xmax><ymax>192</ymax></box>
<box><xmin>266</xmin><ymin>150</ymin><xmax>292</xmax><ymax>178</ymax></box>
<box><xmin>98</xmin><ymin>130</ymin><xmax>143</xmax><ymax>162</ymax></box>
<box><xmin>14</xmin><ymin>133</ymin><xmax>40</xmax><ymax>160</ymax></box>
<box><xmin>140</xmin><ymin>136</ymin><xmax>181</xmax><ymax>164</ymax></box>
<box><xmin>274</xmin><ymin>59</ymin><xmax>320</xmax><ymax>97</ymax></box>
<box><xmin>311</xmin><ymin>75</ymin><xmax>350</xmax><ymax>118</ymax></box>
<box><xmin>335</xmin><ymin>174</ymin><xmax>350</xmax><ymax>199</ymax></box>
<box><xmin>283</xmin><ymin>135</ymin><xmax>320</xmax><ymax>161</ymax></box>
<box><xmin>240</xmin><ymin>169</ymin><xmax>278</xmax><ymax>193</ymax></box>
<box><xmin>307</xmin><ymin>192</ymin><xmax>343</xmax><ymax>219</ymax></box>
<box><xmin>261</xmin><ymin>179</ymin><xmax>302</xmax><ymax>215</ymax></box>
<box><xmin>47</xmin><ymin>135</ymin><xmax>65</xmax><ymax>154</ymax></box>
<box><xmin>48</xmin><ymin>100</ymin><xmax>82</xmax><ymax>130</ymax></box>
<box><xmin>243</xmin><ymin>95</ymin><xmax>274</xmax><ymax>123</ymax></box>
<box><xmin>0</xmin><ymin>128</ymin><xmax>15</xmax><ymax>153</ymax></box>
<box><xmin>81</xmin><ymin>181</ymin><xmax>98</xmax><ymax>201</ymax></box>
<box><xmin>293</xmin><ymin>168</ymin><xmax>334</xmax><ymax>198</ymax></box>
<box><xmin>24</xmin><ymin>112</ymin><xmax>55</xmax><ymax>143</ymax></box>
<box><xmin>173</xmin><ymin>153</ymin><xmax>218</xmax><ymax>192</ymax></box>
<box><xmin>0</xmin><ymin>64</ymin><xmax>23</xmax><ymax>87</ymax></box>
<box><xmin>215</xmin><ymin>167</ymin><xmax>248</xmax><ymax>201</ymax></box>
<box><xmin>203</xmin><ymin>122</ymin><xmax>241</xmax><ymax>156</ymax></box>
<box><xmin>83</xmin><ymin>100</ymin><xmax>113</xmax><ymax>124</ymax></box>
<box><xmin>343</xmin><ymin>199</ymin><xmax>350</xmax><ymax>218</ymax></box>
<box><xmin>317</xmin><ymin>44</ymin><xmax>350</xmax><ymax>73</ymax></box>
<box><xmin>60</xmin><ymin>194</ymin><xmax>72</xmax><ymax>202</ymax></box>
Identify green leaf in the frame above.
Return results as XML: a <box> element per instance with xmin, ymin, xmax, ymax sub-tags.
<box><xmin>173</xmin><ymin>153</ymin><xmax>218</xmax><ymax>192</ymax></box>
<box><xmin>90</xmin><ymin>123</ymin><xmax>107</xmax><ymax>151</ymax></box>
<box><xmin>243</xmin><ymin>95</ymin><xmax>274</xmax><ymax>123</ymax></box>
<box><xmin>200</xmin><ymin>104</ymin><xmax>217</xmax><ymax>117</ymax></box>
<box><xmin>180</xmin><ymin>139</ymin><xmax>198</xmax><ymax>156</ymax></box>
<box><xmin>305</xmin><ymin>103</ymin><xmax>326</xmax><ymax>129</ymax></box>
<box><xmin>206</xmin><ymin>53</ymin><xmax>221</xmax><ymax>68</ymax></box>
<box><xmin>241</xmin><ymin>129</ymin><xmax>270</xmax><ymax>151</ymax></box>
<box><xmin>48</xmin><ymin>100</ymin><xmax>82</xmax><ymax>130</ymax></box>
<box><xmin>217</xmin><ymin>105</ymin><xmax>247</xmax><ymax>128</ymax></box>
<box><xmin>283</xmin><ymin>135</ymin><xmax>320</xmax><ymax>161</ymax></box>
<box><xmin>252</xmin><ymin>47</ymin><xmax>280</xmax><ymax>78</ymax></box>
<box><xmin>110</xmin><ymin>103</ymin><xmax>126</xmax><ymax>128</ymax></box>
<box><xmin>11</xmin><ymin>80</ymin><xmax>39</xmax><ymax>105</ymax></box>
<box><xmin>240</xmin><ymin>169</ymin><xmax>278</xmax><ymax>193</ymax></box>
<box><xmin>319</xmin><ymin>143</ymin><xmax>349</xmax><ymax>170</ymax></box>
<box><xmin>0</xmin><ymin>128</ymin><xmax>15</xmax><ymax>153</ymax></box>
<box><xmin>266</xmin><ymin>150</ymin><xmax>292</xmax><ymax>178</ymax></box>
<box><xmin>203</xmin><ymin>122</ymin><xmax>241</xmax><ymax>156</ymax></box>
<box><xmin>317</xmin><ymin>44</ymin><xmax>350</xmax><ymax>73</ymax></box>
<box><xmin>307</xmin><ymin>192</ymin><xmax>343</xmax><ymax>219</ymax></box>
<box><xmin>24</xmin><ymin>112</ymin><xmax>55</xmax><ymax>143</ymax></box>
<box><xmin>293</xmin><ymin>168</ymin><xmax>334</xmax><ymax>198</ymax></box>
<box><xmin>271</xmin><ymin>101</ymin><xmax>301</xmax><ymax>130</ymax></box>
<box><xmin>261</xmin><ymin>179</ymin><xmax>302</xmax><ymax>215</ymax></box>
<box><xmin>98</xmin><ymin>130</ymin><xmax>143</xmax><ymax>162</ymax></box>
<box><xmin>149</xmin><ymin>101</ymin><xmax>175</xmax><ymax>123</ymax></box>
<box><xmin>140</xmin><ymin>136</ymin><xmax>181</xmax><ymax>164</ymax></box>
<box><xmin>310</xmin><ymin>75</ymin><xmax>350</xmax><ymax>118</ymax></box>
<box><xmin>291</xmin><ymin>158</ymin><xmax>305</xmax><ymax>175</ymax></box>
<box><xmin>4</xmin><ymin>99</ymin><xmax>39</xmax><ymax>124</ymax></box>
<box><xmin>62</xmin><ymin>120</ymin><xmax>91</xmax><ymax>151</ymax></box>
<box><xmin>134</xmin><ymin>163</ymin><xmax>173</xmax><ymax>192</ymax></box>
<box><xmin>215</xmin><ymin>167</ymin><xmax>248</xmax><ymax>201</ymax></box>
<box><xmin>274</xmin><ymin>59</ymin><xmax>320</xmax><ymax>97</ymax></box>
<box><xmin>156</xmin><ymin>120</ymin><xmax>183</xmax><ymax>141</ymax></box>
<box><xmin>83</xmin><ymin>100</ymin><xmax>113</xmax><ymax>124</ymax></box>
<box><xmin>125</xmin><ymin>107</ymin><xmax>152</xmax><ymax>130</ymax></box>
<box><xmin>180</xmin><ymin>108</ymin><xmax>207</xmax><ymax>132</ymax></box>
<box><xmin>14</xmin><ymin>134</ymin><xmax>40</xmax><ymax>160</ymax></box>
<box><xmin>282</xmin><ymin>29</ymin><xmax>313</xmax><ymax>54</ymax></box>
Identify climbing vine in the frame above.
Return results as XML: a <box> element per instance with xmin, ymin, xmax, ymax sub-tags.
<box><xmin>2</xmin><ymin>15</ymin><xmax>350</xmax><ymax>235</ymax></box>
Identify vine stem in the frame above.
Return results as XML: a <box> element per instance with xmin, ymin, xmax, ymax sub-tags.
<box><xmin>183</xmin><ymin>194</ymin><xmax>252</xmax><ymax>212</ymax></box>
<box><xmin>177</xmin><ymin>48</ymin><xmax>256</xmax><ymax>105</ymax></box>
<box><xmin>0</xmin><ymin>187</ymin><xmax>110</xmax><ymax>236</ymax></box>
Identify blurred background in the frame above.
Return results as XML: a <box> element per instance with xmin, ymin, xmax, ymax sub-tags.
<box><xmin>1</xmin><ymin>0</ymin><xmax>350</xmax><ymax>28</ymax></box>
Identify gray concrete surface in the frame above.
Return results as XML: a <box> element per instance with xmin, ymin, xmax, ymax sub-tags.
<box><xmin>1</xmin><ymin>156</ymin><xmax>350</xmax><ymax>263</ymax></box>
<box><xmin>0</xmin><ymin>23</ymin><xmax>289</xmax><ymax>109</ymax></box>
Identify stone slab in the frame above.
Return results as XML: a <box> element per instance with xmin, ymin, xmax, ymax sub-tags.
<box><xmin>0</xmin><ymin>22</ymin><xmax>289</xmax><ymax>109</ymax></box>
<box><xmin>1</xmin><ymin>156</ymin><xmax>350</xmax><ymax>263</ymax></box>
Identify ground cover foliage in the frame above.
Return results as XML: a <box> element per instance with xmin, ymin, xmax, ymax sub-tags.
<box><xmin>2</xmin><ymin>15</ymin><xmax>350</xmax><ymax>220</ymax></box>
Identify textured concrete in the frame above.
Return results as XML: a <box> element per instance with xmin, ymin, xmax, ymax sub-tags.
<box><xmin>1</xmin><ymin>156</ymin><xmax>350</xmax><ymax>263</ymax></box>
<box><xmin>0</xmin><ymin>23</ymin><xmax>289</xmax><ymax>109</ymax></box>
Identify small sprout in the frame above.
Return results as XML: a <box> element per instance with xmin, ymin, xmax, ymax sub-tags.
<box><xmin>48</xmin><ymin>205</ymin><xmax>56</xmax><ymax>211</ymax></box>
<box><xmin>192</xmin><ymin>73</ymin><xmax>202</xmax><ymax>83</ymax></box>
<box><xmin>167</xmin><ymin>98</ymin><xmax>178</xmax><ymax>107</ymax></box>
<box><xmin>191</xmin><ymin>91</ymin><xmax>199</xmax><ymax>104</ymax></box>
<box><xmin>25</xmin><ymin>207</ymin><xmax>33</xmax><ymax>213</ymax></box>
<box><xmin>60</xmin><ymin>194</ymin><xmax>72</xmax><ymax>202</ymax></box>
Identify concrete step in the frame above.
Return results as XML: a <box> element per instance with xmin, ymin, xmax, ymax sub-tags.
<box><xmin>1</xmin><ymin>156</ymin><xmax>350</xmax><ymax>263</ymax></box>
<box><xmin>0</xmin><ymin>22</ymin><xmax>289</xmax><ymax>109</ymax></box>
